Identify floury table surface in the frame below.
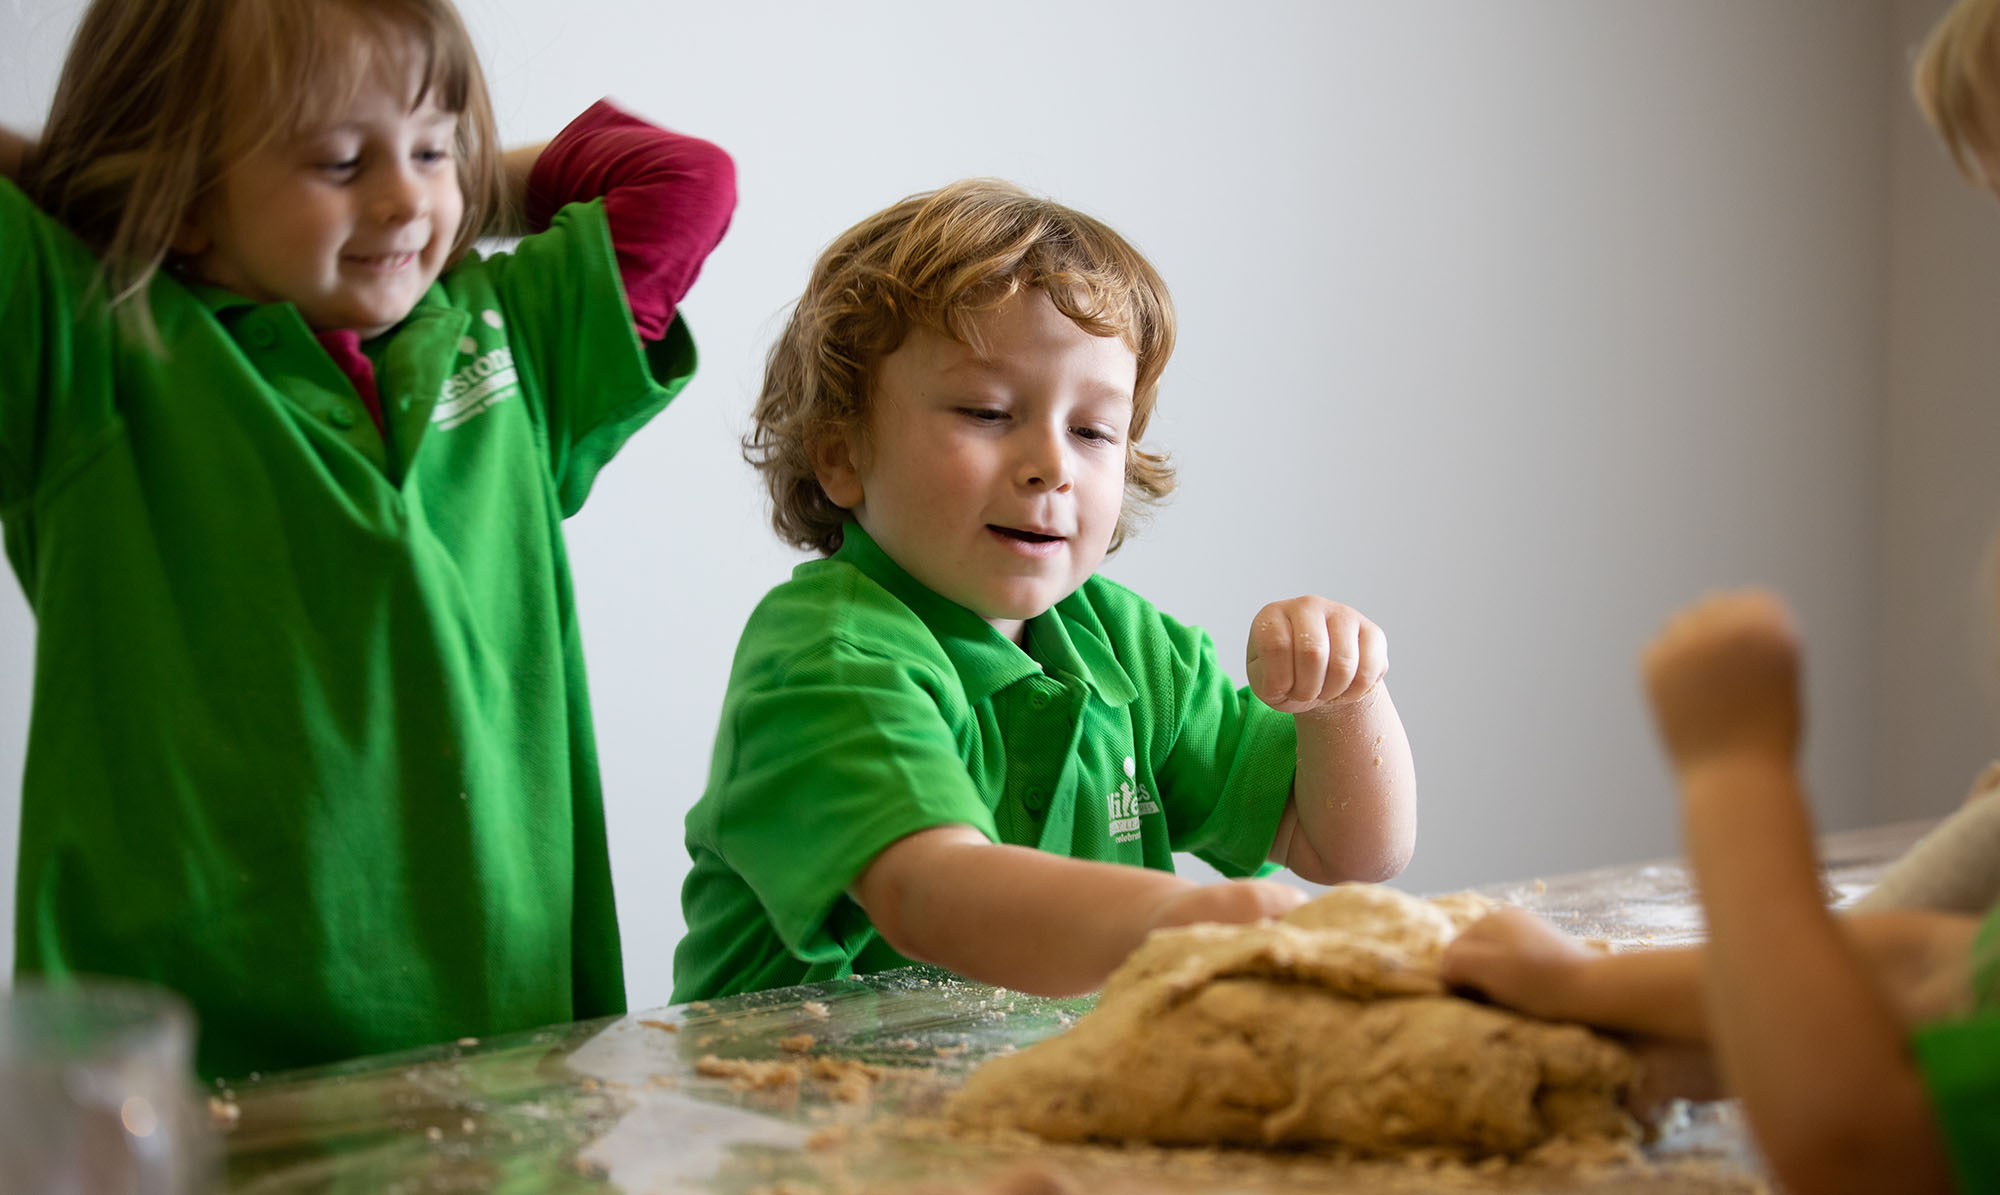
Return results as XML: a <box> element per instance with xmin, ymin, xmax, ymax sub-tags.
<box><xmin>218</xmin><ymin>820</ymin><xmax>1933</xmax><ymax>1193</ymax></box>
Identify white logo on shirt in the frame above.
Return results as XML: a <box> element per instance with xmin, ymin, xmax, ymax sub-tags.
<box><xmin>1107</xmin><ymin>756</ymin><xmax>1158</xmax><ymax>844</ymax></box>
<box><xmin>434</xmin><ymin>319</ymin><xmax>520</xmax><ymax>429</ymax></box>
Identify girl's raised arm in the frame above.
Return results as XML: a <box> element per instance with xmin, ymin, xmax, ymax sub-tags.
<box><xmin>515</xmin><ymin>101</ymin><xmax>735</xmax><ymax>341</ymax></box>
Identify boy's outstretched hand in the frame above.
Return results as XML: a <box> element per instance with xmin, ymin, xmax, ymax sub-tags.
<box><xmin>1641</xmin><ymin>589</ymin><xmax>1801</xmax><ymax>775</ymax></box>
<box><xmin>1147</xmin><ymin>877</ymin><xmax>1306</xmax><ymax>932</ymax></box>
<box><xmin>1246</xmin><ymin>596</ymin><xmax>1387</xmax><ymax>713</ymax></box>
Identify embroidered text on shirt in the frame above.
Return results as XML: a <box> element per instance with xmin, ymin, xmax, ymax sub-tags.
<box><xmin>1107</xmin><ymin>755</ymin><xmax>1159</xmax><ymax>844</ymax></box>
<box><xmin>434</xmin><ymin>311</ymin><xmax>520</xmax><ymax>430</ymax></box>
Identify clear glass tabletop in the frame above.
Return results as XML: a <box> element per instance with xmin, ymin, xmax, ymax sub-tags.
<box><xmin>218</xmin><ymin>820</ymin><xmax>1936</xmax><ymax>1193</ymax></box>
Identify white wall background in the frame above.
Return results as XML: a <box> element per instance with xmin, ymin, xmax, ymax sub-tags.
<box><xmin>1</xmin><ymin>0</ymin><xmax>1995</xmax><ymax>1016</ymax></box>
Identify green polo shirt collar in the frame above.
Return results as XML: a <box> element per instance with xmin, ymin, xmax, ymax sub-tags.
<box><xmin>1033</xmin><ymin>593</ymin><xmax>1139</xmax><ymax>707</ymax></box>
<box><xmin>184</xmin><ymin>281</ymin><xmax>469</xmax><ymax>481</ymax></box>
<box><xmin>184</xmin><ymin>279</ymin><xmax>257</xmax><ymax>316</ymax></box>
<box><xmin>831</xmin><ymin>522</ymin><xmax>1137</xmax><ymax>707</ymax></box>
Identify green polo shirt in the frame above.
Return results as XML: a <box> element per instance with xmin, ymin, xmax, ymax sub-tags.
<box><xmin>0</xmin><ymin>180</ymin><xmax>693</xmax><ymax>1077</ymax></box>
<box><xmin>673</xmin><ymin>522</ymin><xmax>1297</xmax><ymax>1002</ymax></box>
<box><xmin>1912</xmin><ymin>901</ymin><xmax>2000</xmax><ymax>1193</ymax></box>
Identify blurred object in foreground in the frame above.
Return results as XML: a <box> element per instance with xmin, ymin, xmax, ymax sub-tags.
<box><xmin>0</xmin><ymin>977</ymin><xmax>212</xmax><ymax>1194</ymax></box>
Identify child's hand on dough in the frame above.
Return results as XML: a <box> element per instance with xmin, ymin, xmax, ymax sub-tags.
<box><xmin>1148</xmin><ymin>877</ymin><xmax>1305</xmax><ymax>933</ymax></box>
<box><xmin>1246</xmin><ymin>597</ymin><xmax>1387</xmax><ymax>714</ymax></box>
<box><xmin>1440</xmin><ymin>907</ymin><xmax>1598</xmax><ymax>1021</ymax></box>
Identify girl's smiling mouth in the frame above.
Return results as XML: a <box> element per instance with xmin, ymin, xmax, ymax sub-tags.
<box><xmin>345</xmin><ymin>251</ymin><xmax>418</xmax><ymax>270</ymax></box>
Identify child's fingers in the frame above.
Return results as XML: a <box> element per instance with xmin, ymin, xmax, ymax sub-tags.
<box><xmin>1296</xmin><ymin>613</ymin><xmax>1349</xmax><ymax>708</ymax></box>
<box><xmin>1438</xmin><ymin>935</ymin><xmax>1498</xmax><ymax>991</ymax></box>
<box><xmin>1252</xmin><ymin>600</ymin><xmax>1393</xmax><ymax>711</ymax></box>
<box><xmin>1151</xmin><ymin>878</ymin><xmax>1305</xmax><ymax>931</ymax></box>
<box><xmin>1201</xmin><ymin>879</ymin><xmax>1307</xmax><ymax>925</ymax></box>
<box><xmin>1247</xmin><ymin>605</ymin><xmax>1301</xmax><ymax>709</ymax></box>
<box><xmin>1280</xmin><ymin>604</ymin><xmax>1336</xmax><ymax>710</ymax></box>
<box><xmin>1305</xmin><ymin>610</ymin><xmax>1388</xmax><ymax>707</ymax></box>
<box><xmin>1357</xmin><ymin>623</ymin><xmax>1390</xmax><ymax>695</ymax></box>
<box><xmin>1318</xmin><ymin>615</ymin><xmax>1388</xmax><ymax>705</ymax></box>
<box><xmin>1439</xmin><ymin>910</ymin><xmax>1579</xmax><ymax>1012</ymax></box>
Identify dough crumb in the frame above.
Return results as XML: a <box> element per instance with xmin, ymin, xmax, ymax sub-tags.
<box><xmin>805</xmin><ymin>1124</ymin><xmax>851</xmax><ymax>1151</ymax></box>
<box><xmin>696</xmin><ymin>1054</ymin><xmax>803</xmax><ymax>1092</ymax></box>
<box><xmin>810</xmin><ymin>1056</ymin><xmax>887</xmax><ymax>1104</ymax></box>
<box><xmin>779</xmin><ymin>1033</ymin><xmax>817</xmax><ymax>1053</ymax></box>
<box><xmin>207</xmin><ymin>1096</ymin><xmax>241</xmax><ymax>1132</ymax></box>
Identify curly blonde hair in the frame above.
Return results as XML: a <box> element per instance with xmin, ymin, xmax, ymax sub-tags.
<box><xmin>1914</xmin><ymin>0</ymin><xmax>2000</xmax><ymax>178</ymax></box>
<box><xmin>747</xmin><ymin>179</ymin><xmax>1178</xmax><ymax>557</ymax></box>
<box><xmin>26</xmin><ymin>0</ymin><xmax>503</xmax><ymax>340</ymax></box>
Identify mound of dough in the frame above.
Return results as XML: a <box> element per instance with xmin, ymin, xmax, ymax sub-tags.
<box><xmin>948</xmin><ymin>884</ymin><xmax>1637</xmax><ymax>1157</ymax></box>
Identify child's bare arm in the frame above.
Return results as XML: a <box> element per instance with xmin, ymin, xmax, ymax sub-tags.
<box><xmin>1443</xmin><ymin>906</ymin><xmax>1977</xmax><ymax>1044</ymax></box>
<box><xmin>1442</xmin><ymin>909</ymin><xmax>1711</xmax><ymax>1040</ymax></box>
<box><xmin>1247</xmin><ymin>597</ymin><xmax>1416</xmax><ymax>883</ymax></box>
<box><xmin>1648</xmin><ymin>592</ymin><xmax>1954</xmax><ymax>1195</ymax></box>
<box><xmin>848</xmin><ymin>825</ymin><xmax>1306</xmax><ymax>996</ymax></box>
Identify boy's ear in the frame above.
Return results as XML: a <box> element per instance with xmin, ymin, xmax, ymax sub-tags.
<box><xmin>812</xmin><ymin>429</ymin><xmax>865</xmax><ymax>510</ymax></box>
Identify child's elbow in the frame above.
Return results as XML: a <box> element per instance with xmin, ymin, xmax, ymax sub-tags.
<box><xmin>852</xmin><ymin>867</ymin><xmax>925</xmax><ymax>963</ymax></box>
<box><xmin>866</xmin><ymin>881</ymin><xmax>952</xmax><ymax>967</ymax></box>
<box><xmin>1291</xmin><ymin>829</ymin><xmax>1414</xmax><ymax>886</ymax></box>
<box><xmin>1344</xmin><ymin>815</ymin><xmax>1416</xmax><ymax>883</ymax></box>
<box><xmin>678</xmin><ymin>138</ymin><xmax>738</xmax><ymax>233</ymax></box>
<box><xmin>1344</xmin><ymin>837</ymin><xmax>1414</xmax><ymax>884</ymax></box>
<box><xmin>869</xmin><ymin>908</ymin><xmax>931</xmax><ymax>966</ymax></box>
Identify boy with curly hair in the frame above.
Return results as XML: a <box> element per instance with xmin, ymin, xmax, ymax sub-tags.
<box><xmin>674</xmin><ymin>180</ymin><xmax>1416</xmax><ymax>1001</ymax></box>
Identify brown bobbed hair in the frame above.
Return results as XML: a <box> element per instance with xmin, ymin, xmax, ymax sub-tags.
<box><xmin>25</xmin><ymin>0</ymin><xmax>504</xmax><ymax>336</ymax></box>
<box><xmin>746</xmin><ymin>179</ymin><xmax>1179</xmax><ymax>557</ymax></box>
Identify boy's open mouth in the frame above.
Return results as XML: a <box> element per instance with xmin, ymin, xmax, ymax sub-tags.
<box><xmin>990</xmin><ymin>526</ymin><xmax>1062</xmax><ymax>544</ymax></box>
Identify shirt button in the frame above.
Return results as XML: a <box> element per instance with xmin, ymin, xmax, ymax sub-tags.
<box><xmin>1024</xmin><ymin>786</ymin><xmax>1045</xmax><ymax>810</ymax></box>
<box><xmin>1029</xmin><ymin>691</ymin><xmax>1050</xmax><ymax>710</ymax></box>
<box><xmin>327</xmin><ymin>407</ymin><xmax>357</xmax><ymax>429</ymax></box>
<box><xmin>248</xmin><ymin>325</ymin><xmax>276</xmax><ymax>348</ymax></box>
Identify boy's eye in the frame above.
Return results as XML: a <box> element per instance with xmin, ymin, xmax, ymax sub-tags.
<box><xmin>1073</xmin><ymin>425</ymin><xmax>1121</xmax><ymax>445</ymax></box>
<box><xmin>958</xmin><ymin>407</ymin><xmax>1007</xmax><ymax>423</ymax></box>
<box><xmin>316</xmin><ymin>157</ymin><xmax>361</xmax><ymax>177</ymax></box>
<box><xmin>415</xmin><ymin>146</ymin><xmax>453</xmax><ymax>166</ymax></box>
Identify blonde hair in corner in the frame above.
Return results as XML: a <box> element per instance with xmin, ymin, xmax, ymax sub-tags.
<box><xmin>747</xmin><ymin>179</ymin><xmax>1179</xmax><ymax>557</ymax></box>
<box><xmin>25</xmin><ymin>0</ymin><xmax>504</xmax><ymax>340</ymax></box>
<box><xmin>1914</xmin><ymin>0</ymin><xmax>2000</xmax><ymax>179</ymax></box>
